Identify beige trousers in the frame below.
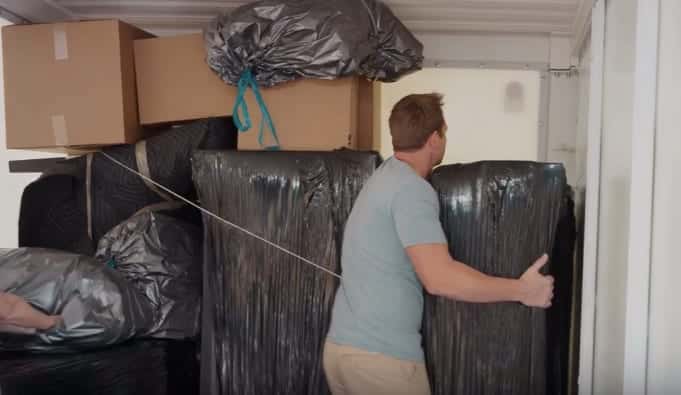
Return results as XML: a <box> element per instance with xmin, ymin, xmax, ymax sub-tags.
<box><xmin>323</xmin><ymin>341</ymin><xmax>431</xmax><ymax>395</ymax></box>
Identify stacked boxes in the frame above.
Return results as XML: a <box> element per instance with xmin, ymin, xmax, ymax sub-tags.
<box><xmin>2</xmin><ymin>21</ymin><xmax>375</xmax><ymax>151</ymax></box>
<box><xmin>2</xmin><ymin>20</ymin><xmax>152</xmax><ymax>149</ymax></box>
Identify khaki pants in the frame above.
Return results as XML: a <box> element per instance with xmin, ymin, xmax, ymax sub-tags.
<box><xmin>323</xmin><ymin>341</ymin><xmax>431</xmax><ymax>395</ymax></box>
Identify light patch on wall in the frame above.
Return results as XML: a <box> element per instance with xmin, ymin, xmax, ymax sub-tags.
<box><xmin>378</xmin><ymin>67</ymin><xmax>541</xmax><ymax>165</ymax></box>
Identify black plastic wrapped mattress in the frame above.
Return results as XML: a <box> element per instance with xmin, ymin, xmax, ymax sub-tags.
<box><xmin>423</xmin><ymin>161</ymin><xmax>574</xmax><ymax>395</ymax></box>
<box><xmin>192</xmin><ymin>150</ymin><xmax>381</xmax><ymax>395</ymax></box>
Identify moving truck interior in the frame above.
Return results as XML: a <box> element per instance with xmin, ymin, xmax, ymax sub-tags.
<box><xmin>0</xmin><ymin>1</ymin><xmax>678</xmax><ymax>394</ymax></box>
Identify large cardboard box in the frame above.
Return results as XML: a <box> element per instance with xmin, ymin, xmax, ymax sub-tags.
<box><xmin>134</xmin><ymin>34</ymin><xmax>375</xmax><ymax>151</ymax></box>
<box><xmin>2</xmin><ymin>20</ymin><xmax>153</xmax><ymax>149</ymax></box>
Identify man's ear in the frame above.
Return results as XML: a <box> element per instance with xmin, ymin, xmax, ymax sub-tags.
<box><xmin>426</xmin><ymin>130</ymin><xmax>439</xmax><ymax>147</ymax></box>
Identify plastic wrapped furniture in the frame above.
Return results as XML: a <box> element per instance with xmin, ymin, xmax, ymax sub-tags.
<box><xmin>193</xmin><ymin>150</ymin><xmax>381</xmax><ymax>395</ymax></box>
<box><xmin>204</xmin><ymin>0</ymin><xmax>423</xmax><ymax>87</ymax></box>
<box><xmin>546</xmin><ymin>187</ymin><xmax>578</xmax><ymax>395</ymax></box>
<box><xmin>422</xmin><ymin>161</ymin><xmax>574</xmax><ymax>395</ymax></box>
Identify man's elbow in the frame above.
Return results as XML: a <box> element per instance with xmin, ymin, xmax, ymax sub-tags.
<box><xmin>420</xmin><ymin>276</ymin><xmax>446</xmax><ymax>297</ymax></box>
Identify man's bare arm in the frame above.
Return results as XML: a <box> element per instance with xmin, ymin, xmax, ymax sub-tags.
<box><xmin>406</xmin><ymin>244</ymin><xmax>553</xmax><ymax>308</ymax></box>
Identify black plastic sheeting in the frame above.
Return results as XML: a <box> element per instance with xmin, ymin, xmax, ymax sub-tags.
<box><xmin>192</xmin><ymin>150</ymin><xmax>381</xmax><ymax>395</ymax></box>
<box><xmin>204</xmin><ymin>0</ymin><xmax>423</xmax><ymax>87</ymax></box>
<box><xmin>0</xmin><ymin>340</ymin><xmax>198</xmax><ymax>395</ymax></box>
<box><xmin>96</xmin><ymin>211</ymin><xmax>203</xmax><ymax>340</ymax></box>
<box><xmin>547</xmin><ymin>189</ymin><xmax>578</xmax><ymax>395</ymax></box>
<box><xmin>422</xmin><ymin>162</ymin><xmax>575</xmax><ymax>395</ymax></box>
<box><xmin>18</xmin><ymin>117</ymin><xmax>237</xmax><ymax>255</ymax></box>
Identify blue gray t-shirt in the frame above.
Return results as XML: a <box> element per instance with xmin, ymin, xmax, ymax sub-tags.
<box><xmin>327</xmin><ymin>156</ymin><xmax>447</xmax><ymax>362</ymax></box>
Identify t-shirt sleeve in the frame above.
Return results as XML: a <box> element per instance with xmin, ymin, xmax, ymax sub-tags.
<box><xmin>391</xmin><ymin>181</ymin><xmax>448</xmax><ymax>248</ymax></box>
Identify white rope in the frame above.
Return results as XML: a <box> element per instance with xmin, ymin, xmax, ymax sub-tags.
<box><xmin>100</xmin><ymin>152</ymin><xmax>342</xmax><ymax>280</ymax></box>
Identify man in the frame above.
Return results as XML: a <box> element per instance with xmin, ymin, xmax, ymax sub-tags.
<box><xmin>323</xmin><ymin>93</ymin><xmax>554</xmax><ymax>395</ymax></box>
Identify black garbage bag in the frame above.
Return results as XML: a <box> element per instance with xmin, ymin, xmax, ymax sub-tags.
<box><xmin>192</xmin><ymin>150</ymin><xmax>381</xmax><ymax>395</ymax></box>
<box><xmin>0</xmin><ymin>340</ymin><xmax>199</xmax><ymax>395</ymax></box>
<box><xmin>2</xmin><ymin>209</ymin><xmax>203</xmax><ymax>352</ymax></box>
<box><xmin>0</xmin><ymin>248</ymin><xmax>153</xmax><ymax>353</ymax></box>
<box><xmin>18</xmin><ymin>117</ymin><xmax>237</xmax><ymax>255</ymax></box>
<box><xmin>422</xmin><ymin>161</ymin><xmax>569</xmax><ymax>395</ymax></box>
<box><xmin>204</xmin><ymin>0</ymin><xmax>423</xmax><ymax>88</ymax></box>
<box><xmin>96</xmin><ymin>211</ymin><xmax>203</xmax><ymax>340</ymax></box>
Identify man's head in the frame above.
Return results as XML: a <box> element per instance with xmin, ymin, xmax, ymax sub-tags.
<box><xmin>389</xmin><ymin>93</ymin><xmax>447</xmax><ymax>167</ymax></box>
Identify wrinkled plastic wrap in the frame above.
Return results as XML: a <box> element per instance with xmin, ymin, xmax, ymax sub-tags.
<box><xmin>204</xmin><ymin>0</ymin><xmax>423</xmax><ymax>87</ymax></box>
<box><xmin>192</xmin><ymin>150</ymin><xmax>381</xmax><ymax>395</ymax></box>
<box><xmin>0</xmin><ymin>248</ymin><xmax>153</xmax><ymax>352</ymax></box>
<box><xmin>96</xmin><ymin>211</ymin><xmax>203</xmax><ymax>340</ymax></box>
<box><xmin>0</xmin><ymin>340</ymin><xmax>198</xmax><ymax>395</ymax></box>
<box><xmin>1</xmin><ymin>211</ymin><xmax>203</xmax><ymax>351</ymax></box>
<box><xmin>423</xmin><ymin>162</ymin><xmax>571</xmax><ymax>395</ymax></box>
<box><xmin>19</xmin><ymin>117</ymin><xmax>237</xmax><ymax>255</ymax></box>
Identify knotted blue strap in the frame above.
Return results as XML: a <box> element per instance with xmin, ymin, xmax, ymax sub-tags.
<box><xmin>106</xmin><ymin>257</ymin><xmax>117</xmax><ymax>269</ymax></box>
<box><xmin>232</xmin><ymin>69</ymin><xmax>280</xmax><ymax>150</ymax></box>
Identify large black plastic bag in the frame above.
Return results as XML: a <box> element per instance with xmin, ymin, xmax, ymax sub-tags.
<box><xmin>423</xmin><ymin>162</ymin><xmax>569</xmax><ymax>395</ymax></box>
<box><xmin>192</xmin><ymin>150</ymin><xmax>381</xmax><ymax>395</ymax></box>
<box><xmin>0</xmin><ymin>340</ymin><xmax>198</xmax><ymax>395</ymax></box>
<box><xmin>96</xmin><ymin>211</ymin><xmax>203</xmax><ymax>340</ymax></box>
<box><xmin>204</xmin><ymin>0</ymin><xmax>424</xmax><ymax>87</ymax></box>
<box><xmin>0</xmin><ymin>248</ymin><xmax>153</xmax><ymax>353</ymax></box>
<box><xmin>2</xmin><ymin>212</ymin><xmax>202</xmax><ymax>351</ymax></box>
<box><xmin>18</xmin><ymin>117</ymin><xmax>237</xmax><ymax>255</ymax></box>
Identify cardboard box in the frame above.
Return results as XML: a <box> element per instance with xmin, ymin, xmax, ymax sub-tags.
<box><xmin>134</xmin><ymin>34</ymin><xmax>375</xmax><ymax>151</ymax></box>
<box><xmin>2</xmin><ymin>20</ymin><xmax>153</xmax><ymax>149</ymax></box>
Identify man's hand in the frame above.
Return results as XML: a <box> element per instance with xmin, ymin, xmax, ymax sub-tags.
<box><xmin>518</xmin><ymin>254</ymin><xmax>554</xmax><ymax>308</ymax></box>
<box><xmin>0</xmin><ymin>292</ymin><xmax>61</xmax><ymax>331</ymax></box>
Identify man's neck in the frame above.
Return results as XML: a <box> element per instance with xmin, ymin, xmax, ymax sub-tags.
<box><xmin>394</xmin><ymin>152</ymin><xmax>431</xmax><ymax>179</ymax></box>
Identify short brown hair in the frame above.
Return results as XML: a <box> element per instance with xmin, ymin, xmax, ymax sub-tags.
<box><xmin>389</xmin><ymin>93</ymin><xmax>445</xmax><ymax>151</ymax></box>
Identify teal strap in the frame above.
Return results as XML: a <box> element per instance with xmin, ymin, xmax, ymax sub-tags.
<box><xmin>232</xmin><ymin>70</ymin><xmax>280</xmax><ymax>150</ymax></box>
<box><xmin>106</xmin><ymin>257</ymin><xmax>117</xmax><ymax>269</ymax></box>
